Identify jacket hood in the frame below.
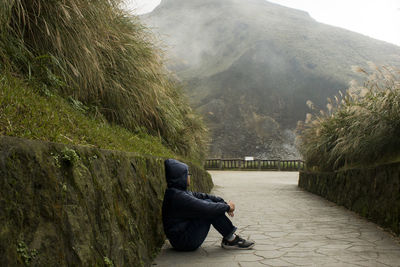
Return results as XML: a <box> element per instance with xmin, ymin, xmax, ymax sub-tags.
<box><xmin>164</xmin><ymin>159</ymin><xmax>188</xmax><ymax>190</ymax></box>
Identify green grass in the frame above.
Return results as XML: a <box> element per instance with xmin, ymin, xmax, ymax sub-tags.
<box><xmin>297</xmin><ymin>65</ymin><xmax>400</xmax><ymax>171</ymax></box>
<box><xmin>0</xmin><ymin>0</ymin><xmax>208</xmax><ymax>162</ymax></box>
<box><xmin>0</xmin><ymin>74</ymin><xmax>179</xmax><ymax>159</ymax></box>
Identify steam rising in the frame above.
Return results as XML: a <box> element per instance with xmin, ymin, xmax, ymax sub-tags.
<box><xmin>143</xmin><ymin>0</ymin><xmax>400</xmax><ymax>158</ymax></box>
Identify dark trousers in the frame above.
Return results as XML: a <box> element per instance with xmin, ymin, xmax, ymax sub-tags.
<box><xmin>170</xmin><ymin>202</ymin><xmax>237</xmax><ymax>251</ymax></box>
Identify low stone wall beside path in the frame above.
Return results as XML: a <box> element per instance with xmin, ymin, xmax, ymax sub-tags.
<box><xmin>0</xmin><ymin>136</ymin><xmax>213</xmax><ymax>266</ymax></box>
<box><xmin>299</xmin><ymin>162</ymin><xmax>400</xmax><ymax>235</ymax></box>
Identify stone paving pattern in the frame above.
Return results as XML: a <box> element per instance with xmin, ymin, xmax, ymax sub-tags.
<box><xmin>153</xmin><ymin>171</ymin><xmax>400</xmax><ymax>267</ymax></box>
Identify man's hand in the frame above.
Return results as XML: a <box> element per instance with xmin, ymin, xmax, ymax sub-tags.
<box><xmin>227</xmin><ymin>200</ymin><xmax>235</xmax><ymax>217</ymax></box>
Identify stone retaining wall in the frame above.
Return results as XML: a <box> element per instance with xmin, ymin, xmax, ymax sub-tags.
<box><xmin>299</xmin><ymin>162</ymin><xmax>400</xmax><ymax>235</ymax></box>
<box><xmin>0</xmin><ymin>136</ymin><xmax>213</xmax><ymax>266</ymax></box>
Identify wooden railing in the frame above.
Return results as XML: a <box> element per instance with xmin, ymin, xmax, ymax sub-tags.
<box><xmin>204</xmin><ymin>158</ymin><xmax>305</xmax><ymax>171</ymax></box>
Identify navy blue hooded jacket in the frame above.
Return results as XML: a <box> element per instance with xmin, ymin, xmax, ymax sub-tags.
<box><xmin>162</xmin><ymin>159</ymin><xmax>230</xmax><ymax>243</ymax></box>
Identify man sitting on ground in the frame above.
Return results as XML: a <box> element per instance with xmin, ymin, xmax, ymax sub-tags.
<box><xmin>162</xmin><ymin>159</ymin><xmax>255</xmax><ymax>251</ymax></box>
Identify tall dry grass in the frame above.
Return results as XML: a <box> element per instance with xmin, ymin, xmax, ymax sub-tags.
<box><xmin>297</xmin><ymin>64</ymin><xmax>400</xmax><ymax>171</ymax></box>
<box><xmin>0</xmin><ymin>0</ymin><xmax>207</xmax><ymax>161</ymax></box>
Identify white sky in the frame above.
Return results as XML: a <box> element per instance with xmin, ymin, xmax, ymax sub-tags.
<box><xmin>125</xmin><ymin>0</ymin><xmax>400</xmax><ymax>46</ymax></box>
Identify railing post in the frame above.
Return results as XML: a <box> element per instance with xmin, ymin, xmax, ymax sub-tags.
<box><xmin>278</xmin><ymin>160</ymin><xmax>281</xmax><ymax>171</ymax></box>
<box><xmin>219</xmin><ymin>159</ymin><xmax>222</xmax><ymax>170</ymax></box>
<box><xmin>297</xmin><ymin>160</ymin><xmax>301</xmax><ymax>171</ymax></box>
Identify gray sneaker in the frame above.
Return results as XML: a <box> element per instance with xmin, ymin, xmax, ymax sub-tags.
<box><xmin>221</xmin><ymin>235</ymin><xmax>255</xmax><ymax>250</ymax></box>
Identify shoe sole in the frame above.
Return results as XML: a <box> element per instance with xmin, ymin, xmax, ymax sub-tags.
<box><xmin>221</xmin><ymin>243</ymin><xmax>255</xmax><ymax>250</ymax></box>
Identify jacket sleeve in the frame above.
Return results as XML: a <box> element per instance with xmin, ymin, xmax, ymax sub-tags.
<box><xmin>191</xmin><ymin>192</ymin><xmax>226</xmax><ymax>203</ymax></box>
<box><xmin>172</xmin><ymin>191</ymin><xmax>230</xmax><ymax>219</ymax></box>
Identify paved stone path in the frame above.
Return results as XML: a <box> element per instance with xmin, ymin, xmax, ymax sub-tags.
<box><xmin>153</xmin><ymin>171</ymin><xmax>400</xmax><ymax>267</ymax></box>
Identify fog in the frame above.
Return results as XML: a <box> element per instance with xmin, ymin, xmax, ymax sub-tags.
<box><xmin>139</xmin><ymin>0</ymin><xmax>400</xmax><ymax>158</ymax></box>
<box><xmin>142</xmin><ymin>0</ymin><xmax>315</xmax><ymax>73</ymax></box>
<box><xmin>127</xmin><ymin>0</ymin><xmax>400</xmax><ymax>47</ymax></box>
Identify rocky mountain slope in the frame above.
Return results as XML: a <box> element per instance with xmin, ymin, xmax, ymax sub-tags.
<box><xmin>143</xmin><ymin>0</ymin><xmax>400</xmax><ymax>158</ymax></box>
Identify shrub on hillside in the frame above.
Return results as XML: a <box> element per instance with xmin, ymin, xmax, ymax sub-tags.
<box><xmin>297</xmin><ymin>64</ymin><xmax>400</xmax><ymax>171</ymax></box>
<box><xmin>0</xmin><ymin>0</ymin><xmax>207</xmax><ymax>161</ymax></box>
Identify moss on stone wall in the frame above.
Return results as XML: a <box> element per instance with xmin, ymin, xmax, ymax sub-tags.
<box><xmin>299</xmin><ymin>163</ymin><xmax>400</xmax><ymax>235</ymax></box>
<box><xmin>0</xmin><ymin>136</ymin><xmax>213</xmax><ymax>266</ymax></box>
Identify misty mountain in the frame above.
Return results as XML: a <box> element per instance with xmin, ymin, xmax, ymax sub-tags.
<box><xmin>143</xmin><ymin>0</ymin><xmax>400</xmax><ymax>159</ymax></box>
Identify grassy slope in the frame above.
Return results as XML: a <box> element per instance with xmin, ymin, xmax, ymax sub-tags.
<box><xmin>297</xmin><ymin>67</ymin><xmax>400</xmax><ymax>171</ymax></box>
<box><xmin>0</xmin><ymin>74</ymin><xmax>178</xmax><ymax>159</ymax></box>
<box><xmin>0</xmin><ymin>0</ymin><xmax>207</xmax><ymax>163</ymax></box>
